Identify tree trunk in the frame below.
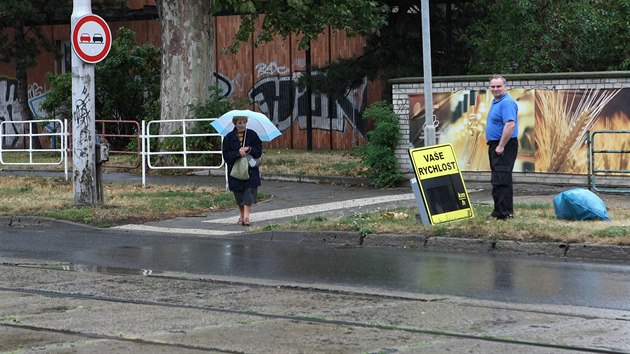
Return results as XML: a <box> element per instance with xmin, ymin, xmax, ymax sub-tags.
<box><xmin>156</xmin><ymin>0</ymin><xmax>215</xmax><ymax>138</ymax></box>
<box><xmin>14</xmin><ymin>18</ymin><xmax>42</xmax><ymax>149</ymax></box>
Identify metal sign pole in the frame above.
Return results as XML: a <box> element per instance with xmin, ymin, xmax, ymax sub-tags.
<box><xmin>71</xmin><ymin>0</ymin><xmax>97</xmax><ymax>205</ymax></box>
<box><xmin>421</xmin><ymin>0</ymin><xmax>435</xmax><ymax>146</ymax></box>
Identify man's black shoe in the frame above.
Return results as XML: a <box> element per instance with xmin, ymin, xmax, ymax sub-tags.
<box><xmin>489</xmin><ymin>213</ymin><xmax>513</xmax><ymax>220</ymax></box>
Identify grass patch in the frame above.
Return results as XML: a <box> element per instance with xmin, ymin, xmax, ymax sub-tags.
<box><xmin>2</xmin><ymin>150</ymin><xmax>629</xmax><ymax>246</ymax></box>
<box><xmin>0</xmin><ymin>176</ymin><xmax>236</xmax><ymax>227</ymax></box>
<box><xmin>1</xmin><ymin>149</ymin><xmax>366</xmax><ymax>177</ymax></box>
<box><xmin>265</xmin><ymin>203</ymin><xmax>630</xmax><ymax>246</ymax></box>
<box><xmin>0</xmin><ymin>149</ymin><xmax>368</xmax><ymax>177</ymax></box>
<box><xmin>260</xmin><ymin>148</ymin><xmax>366</xmax><ymax>177</ymax></box>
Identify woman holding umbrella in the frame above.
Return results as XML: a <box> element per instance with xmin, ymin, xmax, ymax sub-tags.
<box><xmin>222</xmin><ymin>116</ymin><xmax>263</xmax><ymax>226</ymax></box>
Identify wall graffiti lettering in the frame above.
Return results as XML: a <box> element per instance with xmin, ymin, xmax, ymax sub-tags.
<box><xmin>213</xmin><ymin>71</ymin><xmax>368</xmax><ymax>137</ymax></box>
<box><xmin>0</xmin><ymin>76</ymin><xmax>20</xmax><ymax>148</ymax></box>
<box><xmin>214</xmin><ymin>71</ymin><xmax>247</xmax><ymax>98</ymax></box>
<box><xmin>28</xmin><ymin>82</ymin><xmax>48</xmax><ymax>119</ymax></box>
<box><xmin>1</xmin><ymin>76</ymin><xmax>50</xmax><ymax>148</ymax></box>
<box><xmin>248</xmin><ymin>72</ymin><xmax>368</xmax><ymax>136</ymax></box>
<box><xmin>28</xmin><ymin>82</ymin><xmax>45</xmax><ymax>98</ymax></box>
<box><xmin>255</xmin><ymin>61</ymin><xmax>290</xmax><ymax>78</ymax></box>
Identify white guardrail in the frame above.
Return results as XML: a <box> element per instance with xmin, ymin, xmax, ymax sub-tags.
<box><xmin>0</xmin><ymin>119</ymin><xmax>69</xmax><ymax>180</ymax></box>
<box><xmin>0</xmin><ymin>118</ymin><xmax>226</xmax><ymax>187</ymax></box>
<box><xmin>141</xmin><ymin>118</ymin><xmax>225</xmax><ymax>186</ymax></box>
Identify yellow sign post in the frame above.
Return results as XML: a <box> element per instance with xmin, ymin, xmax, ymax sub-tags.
<box><xmin>409</xmin><ymin>143</ymin><xmax>474</xmax><ymax>225</ymax></box>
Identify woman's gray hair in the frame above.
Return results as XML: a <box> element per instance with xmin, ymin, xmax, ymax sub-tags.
<box><xmin>232</xmin><ymin>116</ymin><xmax>248</xmax><ymax>124</ymax></box>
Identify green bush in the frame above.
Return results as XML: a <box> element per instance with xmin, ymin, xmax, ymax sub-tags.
<box><xmin>358</xmin><ymin>101</ymin><xmax>403</xmax><ymax>188</ymax></box>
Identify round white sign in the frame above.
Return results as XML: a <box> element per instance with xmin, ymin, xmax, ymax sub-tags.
<box><xmin>71</xmin><ymin>14</ymin><xmax>112</xmax><ymax>64</ymax></box>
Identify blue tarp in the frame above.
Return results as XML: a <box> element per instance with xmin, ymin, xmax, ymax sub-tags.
<box><xmin>553</xmin><ymin>188</ymin><xmax>611</xmax><ymax>221</ymax></box>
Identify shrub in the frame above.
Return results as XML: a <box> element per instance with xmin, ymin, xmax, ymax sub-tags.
<box><xmin>358</xmin><ymin>101</ymin><xmax>403</xmax><ymax>188</ymax></box>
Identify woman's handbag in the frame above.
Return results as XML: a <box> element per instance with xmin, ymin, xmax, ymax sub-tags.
<box><xmin>229</xmin><ymin>129</ymin><xmax>250</xmax><ymax>180</ymax></box>
<box><xmin>230</xmin><ymin>156</ymin><xmax>249</xmax><ymax>180</ymax></box>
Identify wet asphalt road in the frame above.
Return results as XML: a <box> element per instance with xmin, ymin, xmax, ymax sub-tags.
<box><xmin>1</xmin><ymin>170</ymin><xmax>629</xmax><ymax>311</ymax></box>
<box><xmin>1</xmin><ymin>218</ymin><xmax>629</xmax><ymax>311</ymax></box>
<box><xmin>2</xmin><ymin>170</ymin><xmax>630</xmax><ymax>352</ymax></box>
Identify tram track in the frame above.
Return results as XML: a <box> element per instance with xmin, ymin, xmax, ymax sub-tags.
<box><xmin>1</xmin><ymin>263</ymin><xmax>628</xmax><ymax>353</ymax></box>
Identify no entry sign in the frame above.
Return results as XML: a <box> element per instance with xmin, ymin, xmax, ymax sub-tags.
<box><xmin>72</xmin><ymin>14</ymin><xmax>111</xmax><ymax>64</ymax></box>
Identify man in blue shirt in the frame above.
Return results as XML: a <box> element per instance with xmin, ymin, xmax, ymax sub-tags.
<box><xmin>485</xmin><ymin>75</ymin><xmax>518</xmax><ymax>220</ymax></box>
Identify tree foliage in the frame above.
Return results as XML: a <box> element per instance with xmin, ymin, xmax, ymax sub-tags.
<box><xmin>312</xmin><ymin>1</ymin><xmax>477</xmax><ymax>95</ymax></box>
<box><xmin>212</xmin><ymin>0</ymin><xmax>389</xmax><ymax>52</ymax></box>
<box><xmin>43</xmin><ymin>27</ymin><xmax>161</xmax><ymax>150</ymax></box>
<box><xmin>95</xmin><ymin>27</ymin><xmax>161</xmax><ymax>122</ymax></box>
<box><xmin>0</xmin><ymin>0</ymin><xmax>68</xmax><ymax>69</ymax></box>
<box><xmin>463</xmin><ymin>0</ymin><xmax>630</xmax><ymax>74</ymax></box>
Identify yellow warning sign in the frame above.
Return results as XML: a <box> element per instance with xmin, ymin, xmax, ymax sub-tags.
<box><xmin>410</xmin><ymin>144</ymin><xmax>460</xmax><ymax>180</ymax></box>
<box><xmin>408</xmin><ymin>144</ymin><xmax>474</xmax><ymax>225</ymax></box>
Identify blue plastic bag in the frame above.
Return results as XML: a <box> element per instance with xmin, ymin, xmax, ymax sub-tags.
<box><xmin>553</xmin><ymin>188</ymin><xmax>611</xmax><ymax>221</ymax></box>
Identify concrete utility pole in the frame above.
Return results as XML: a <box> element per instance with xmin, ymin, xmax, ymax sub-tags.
<box><xmin>71</xmin><ymin>0</ymin><xmax>97</xmax><ymax>205</ymax></box>
<box><xmin>421</xmin><ymin>0</ymin><xmax>436</xmax><ymax>146</ymax></box>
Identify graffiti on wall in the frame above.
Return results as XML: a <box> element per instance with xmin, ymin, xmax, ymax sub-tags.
<box><xmin>0</xmin><ymin>76</ymin><xmax>20</xmax><ymax>148</ymax></box>
<box><xmin>28</xmin><ymin>82</ymin><xmax>48</xmax><ymax>119</ymax></box>
<box><xmin>0</xmin><ymin>76</ymin><xmax>51</xmax><ymax>148</ymax></box>
<box><xmin>409</xmin><ymin>88</ymin><xmax>630</xmax><ymax>174</ymax></box>
<box><xmin>215</xmin><ymin>70</ymin><xmax>369</xmax><ymax>138</ymax></box>
<box><xmin>2</xmin><ymin>69</ymin><xmax>369</xmax><ymax>147</ymax></box>
<box><xmin>214</xmin><ymin>72</ymin><xmax>248</xmax><ymax>99</ymax></box>
<box><xmin>255</xmin><ymin>61</ymin><xmax>290</xmax><ymax>77</ymax></box>
<box><xmin>244</xmin><ymin>71</ymin><xmax>368</xmax><ymax>137</ymax></box>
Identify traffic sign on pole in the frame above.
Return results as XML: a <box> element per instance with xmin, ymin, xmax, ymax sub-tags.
<box><xmin>71</xmin><ymin>14</ymin><xmax>111</xmax><ymax>64</ymax></box>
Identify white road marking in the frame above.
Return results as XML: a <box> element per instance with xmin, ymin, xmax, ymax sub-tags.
<box><xmin>204</xmin><ymin>193</ymin><xmax>415</xmax><ymax>224</ymax></box>
<box><xmin>113</xmin><ymin>193</ymin><xmax>414</xmax><ymax>236</ymax></box>
<box><xmin>113</xmin><ymin>224</ymin><xmax>241</xmax><ymax>236</ymax></box>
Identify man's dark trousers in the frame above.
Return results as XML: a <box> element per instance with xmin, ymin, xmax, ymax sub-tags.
<box><xmin>487</xmin><ymin>138</ymin><xmax>518</xmax><ymax>219</ymax></box>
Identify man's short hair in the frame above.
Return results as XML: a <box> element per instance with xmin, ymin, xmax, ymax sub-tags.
<box><xmin>490</xmin><ymin>74</ymin><xmax>507</xmax><ymax>85</ymax></box>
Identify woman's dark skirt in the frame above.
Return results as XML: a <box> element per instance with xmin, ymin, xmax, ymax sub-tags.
<box><xmin>234</xmin><ymin>188</ymin><xmax>258</xmax><ymax>205</ymax></box>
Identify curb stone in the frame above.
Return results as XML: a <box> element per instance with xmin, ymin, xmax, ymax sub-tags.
<box><xmin>295</xmin><ymin>231</ymin><xmax>630</xmax><ymax>262</ymax></box>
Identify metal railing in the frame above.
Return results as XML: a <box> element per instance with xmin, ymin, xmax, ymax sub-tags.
<box><xmin>141</xmin><ymin>118</ymin><xmax>225</xmax><ymax>186</ymax></box>
<box><xmin>68</xmin><ymin>119</ymin><xmax>142</xmax><ymax>169</ymax></box>
<box><xmin>0</xmin><ymin>119</ymin><xmax>69</xmax><ymax>180</ymax></box>
<box><xmin>0</xmin><ymin>118</ymin><xmax>227</xmax><ymax>187</ymax></box>
<box><xmin>587</xmin><ymin>130</ymin><xmax>630</xmax><ymax>194</ymax></box>
<box><xmin>96</xmin><ymin>119</ymin><xmax>142</xmax><ymax>169</ymax></box>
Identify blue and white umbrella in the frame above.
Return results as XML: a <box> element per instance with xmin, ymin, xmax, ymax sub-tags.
<box><xmin>211</xmin><ymin>109</ymin><xmax>281</xmax><ymax>142</ymax></box>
